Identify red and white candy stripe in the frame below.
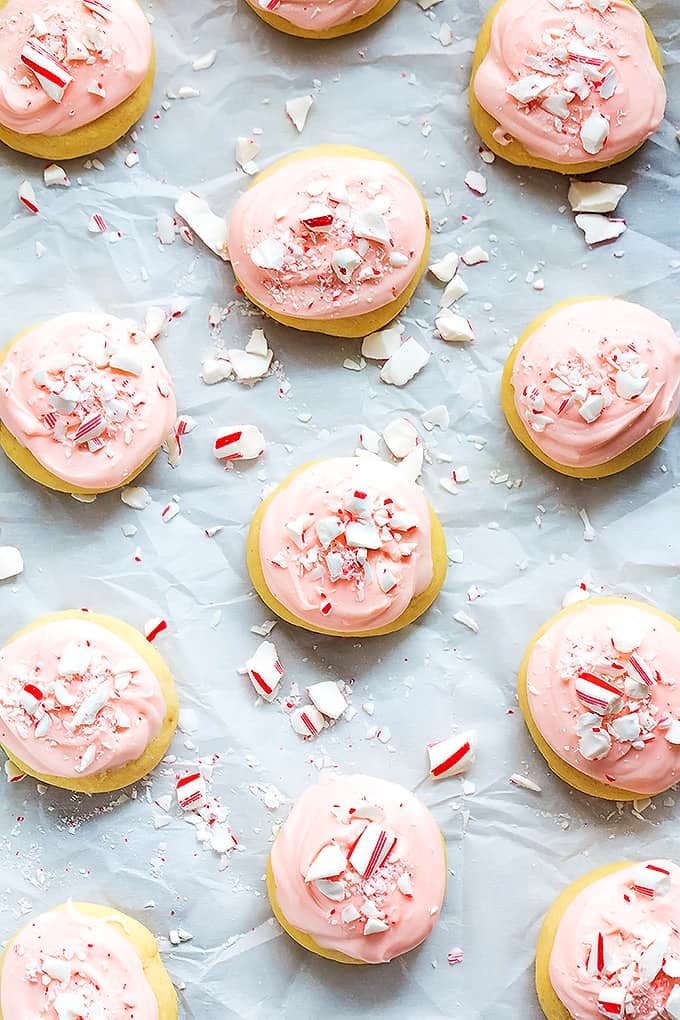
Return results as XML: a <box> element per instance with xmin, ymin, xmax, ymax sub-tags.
<box><xmin>587</xmin><ymin>932</ymin><xmax>610</xmax><ymax>977</ymax></box>
<box><xmin>245</xmin><ymin>641</ymin><xmax>284</xmax><ymax>702</ymax></box>
<box><xmin>304</xmin><ymin>843</ymin><xmax>347</xmax><ymax>883</ymax></box>
<box><xmin>20</xmin><ymin>683</ymin><xmax>43</xmax><ymax>717</ymax></box>
<box><xmin>631</xmin><ymin>863</ymin><xmax>671</xmax><ymax>898</ymax></box>
<box><xmin>427</xmin><ymin>730</ymin><xmax>477</xmax><ymax>779</ymax></box>
<box><xmin>575</xmin><ymin>672</ymin><xmax>623</xmax><ymax>715</ymax></box>
<box><xmin>348</xmin><ymin>822</ymin><xmax>396</xmax><ymax>879</ymax></box>
<box><xmin>625</xmin><ymin>653</ymin><xmax>656</xmax><ymax>690</ymax></box>
<box><xmin>18</xmin><ymin>181</ymin><xmax>39</xmax><ymax>214</ymax></box>
<box><xmin>21</xmin><ymin>38</ymin><xmax>73</xmax><ymax>103</ymax></box>
<box><xmin>597</xmin><ymin>986</ymin><xmax>627</xmax><ymax>1018</ymax></box>
<box><xmin>290</xmin><ymin>705</ymin><xmax>326</xmax><ymax>739</ymax></box>
<box><xmin>145</xmin><ymin>617</ymin><xmax>168</xmax><ymax>642</ymax></box>
<box><xmin>83</xmin><ymin>0</ymin><xmax>113</xmax><ymax>18</ymax></box>
<box><xmin>75</xmin><ymin>412</ymin><xmax>106</xmax><ymax>445</ymax></box>
<box><xmin>176</xmin><ymin>772</ymin><xmax>207</xmax><ymax>811</ymax></box>
<box><xmin>213</xmin><ymin>424</ymin><xmax>265</xmax><ymax>461</ymax></box>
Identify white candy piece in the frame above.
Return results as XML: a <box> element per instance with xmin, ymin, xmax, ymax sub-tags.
<box><xmin>609</xmin><ymin>713</ymin><xmax>640</xmax><ymax>743</ymax></box>
<box><xmin>307</xmin><ymin>681</ymin><xmax>347</xmax><ymax>720</ymax></box>
<box><xmin>666</xmin><ymin>986</ymin><xmax>680</xmax><ymax>1020</ymax></box>
<box><xmin>316</xmin><ymin>517</ymin><xmax>345</xmax><ymax>549</ymax></box>
<box><xmin>575</xmin><ymin>672</ymin><xmax>623</xmax><ymax>715</ymax></box>
<box><xmin>632</xmin><ymin>863</ymin><xmax>672</xmax><ymax>897</ymax></box>
<box><xmin>228</xmin><ymin>347</ymin><xmax>273</xmax><ymax>382</ymax></box>
<box><xmin>315</xmin><ymin>879</ymin><xmax>347</xmax><ymax>901</ymax></box>
<box><xmin>353</xmin><ymin>210</ymin><xmax>391</xmax><ymax>246</ymax></box>
<box><xmin>342</xmin><ymin>905</ymin><xmax>361</xmax><ymax>924</ymax></box>
<box><xmin>578</xmin><ymin>393</ymin><xmax>605</xmax><ymax>423</ymax></box>
<box><xmin>345</xmin><ymin>521</ymin><xmax>381</xmax><ymax>549</ymax></box>
<box><xmin>506</xmin><ymin>74</ymin><xmax>553</xmax><ymax>104</ymax></box>
<box><xmin>364</xmin><ymin>918</ymin><xmax>390</xmax><ymax>936</ymax></box>
<box><xmin>361</xmin><ymin>322</ymin><xmax>404</xmax><ymax>361</ymax></box>
<box><xmin>380</xmin><ymin>337</ymin><xmax>430</xmax><ymax>386</ymax></box>
<box><xmin>290</xmin><ymin>705</ymin><xmax>326</xmax><ymax>738</ymax></box>
<box><xmin>0</xmin><ymin>546</ymin><xmax>23</xmax><ymax>581</ymax></box>
<box><xmin>53</xmin><ymin>992</ymin><xmax>90</xmax><ymax>1020</ymax></box>
<box><xmin>332</xmin><ymin>248</ymin><xmax>362</xmax><ymax>283</ymax></box>
<box><xmin>509</xmin><ymin>773</ymin><xmax>542</xmax><ymax>793</ymax></box>
<box><xmin>175</xmin><ymin>192</ymin><xmax>229</xmax><ymax>261</ymax></box>
<box><xmin>421</xmin><ymin>405</ymin><xmax>449</xmax><ymax>430</ymax></box>
<box><xmin>58</xmin><ymin>642</ymin><xmax>91</xmax><ymax>678</ymax></box>
<box><xmin>200</xmin><ymin>358</ymin><xmax>231</xmax><ymax>385</ymax></box>
<box><xmin>578</xmin><ymin>726</ymin><xmax>611</xmax><ymax>761</ymax></box>
<box><xmin>285</xmin><ymin>94</ymin><xmax>313</xmax><ymax>133</ymax></box>
<box><xmin>43</xmin><ymin>163</ymin><xmax>69</xmax><ymax>187</ymax></box>
<box><xmin>70</xmin><ymin>685</ymin><xmax>110</xmax><ymax>728</ymax></box>
<box><xmin>250</xmin><ymin>237</ymin><xmax>285</xmax><ymax>271</ymax></box>
<box><xmin>615</xmin><ymin>370</ymin><xmax>649</xmax><ymax>400</ymax></box>
<box><xmin>349</xmin><ymin>822</ymin><xmax>396</xmax><ymax>879</ymax></box>
<box><xmin>464</xmin><ymin>170</ymin><xmax>487</xmax><ymax>196</ymax></box>
<box><xmin>436</xmin><ymin>309</ymin><xmax>475</xmax><ymax>343</ymax></box>
<box><xmin>21</xmin><ymin>38</ymin><xmax>73</xmax><ymax>103</ymax></box>
<box><xmin>245</xmin><ymin>641</ymin><xmax>284</xmax><ymax>702</ymax></box>
<box><xmin>144</xmin><ymin>306</ymin><xmax>167</xmax><ymax>341</ymax></box>
<box><xmin>120</xmin><ymin>486</ymin><xmax>151</xmax><ymax>510</ymax></box>
<box><xmin>596</xmin><ymin>986</ymin><xmax>626</xmax><ymax>1019</ymax></box>
<box><xmin>576</xmin><ymin>213</ymin><xmax>627</xmax><ymax>246</ymax></box>
<box><xmin>580</xmin><ymin>111</ymin><xmax>610</xmax><ymax>155</ymax></box>
<box><xmin>440</xmin><ymin>276</ymin><xmax>468</xmax><ymax>307</ymax></box>
<box><xmin>541</xmin><ymin>91</ymin><xmax>574</xmax><ymax>119</ymax></box>
<box><xmin>460</xmin><ymin>246</ymin><xmax>489</xmax><ymax>266</ymax></box>
<box><xmin>42</xmin><ymin>957</ymin><xmax>72</xmax><ymax>983</ymax></box>
<box><xmin>213</xmin><ymin>425</ymin><xmax>265</xmax><ymax>461</ymax></box>
<box><xmin>304</xmin><ymin>843</ymin><xmax>347</xmax><ymax>883</ymax></box>
<box><xmin>397</xmin><ymin>873</ymin><xmax>413</xmax><ymax>897</ymax></box>
<box><xmin>638</xmin><ymin>931</ymin><xmax>669</xmax><ymax>983</ymax></box>
<box><xmin>428</xmin><ymin>730</ymin><xmax>477</xmax><ymax>779</ymax></box>
<box><xmin>568</xmin><ymin>181</ymin><xmax>627</xmax><ymax>214</ymax></box>
<box><xmin>383</xmin><ymin>418</ymin><xmax>418</xmax><ymax>459</ymax></box>
<box><xmin>429</xmin><ymin>251</ymin><xmax>459</xmax><ymax>283</ymax></box>
<box><xmin>663</xmin><ymin>720</ymin><xmax>680</xmax><ymax>745</ymax></box>
<box><xmin>235</xmin><ymin>136</ymin><xmax>259</xmax><ymax>175</ymax></box>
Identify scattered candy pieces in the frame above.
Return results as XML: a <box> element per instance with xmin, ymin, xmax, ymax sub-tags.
<box><xmin>175</xmin><ymin>192</ymin><xmax>229</xmax><ymax>261</ymax></box>
<box><xmin>362</xmin><ymin>321</ymin><xmax>404</xmax><ymax>361</ymax></box>
<box><xmin>214</xmin><ymin>425</ymin><xmax>265</xmax><ymax>461</ymax></box>
<box><xmin>307</xmin><ymin>681</ymin><xmax>347</xmax><ymax>721</ymax></box>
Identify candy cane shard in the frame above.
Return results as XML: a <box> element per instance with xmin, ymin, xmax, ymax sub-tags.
<box><xmin>348</xmin><ymin>822</ymin><xmax>396</xmax><ymax>879</ymax></box>
<box><xmin>245</xmin><ymin>641</ymin><xmax>284</xmax><ymax>702</ymax></box>
<box><xmin>597</xmin><ymin>986</ymin><xmax>627</xmax><ymax>1019</ymax></box>
<box><xmin>666</xmin><ymin>986</ymin><xmax>680</xmax><ymax>1020</ymax></box>
<box><xmin>304</xmin><ymin>843</ymin><xmax>347</xmax><ymax>883</ymax></box>
<box><xmin>638</xmin><ymin>931</ymin><xmax>669</xmax><ymax>983</ymax></box>
<box><xmin>315</xmin><ymin>879</ymin><xmax>347</xmax><ymax>901</ymax></box>
<box><xmin>363</xmin><ymin>918</ymin><xmax>390</xmax><ymax>936</ymax></box>
<box><xmin>586</xmin><ymin>932</ymin><xmax>614</xmax><ymax>977</ymax></box>
<box><xmin>575</xmin><ymin>673</ymin><xmax>623</xmax><ymax>715</ymax></box>
<box><xmin>631</xmin><ymin>863</ymin><xmax>671</xmax><ymax>898</ymax></box>
<box><xmin>83</xmin><ymin>0</ymin><xmax>113</xmax><ymax>18</ymax></box>
<box><xmin>144</xmin><ymin>618</ymin><xmax>168</xmax><ymax>642</ymax></box>
<box><xmin>428</xmin><ymin>730</ymin><xmax>477</xmax><ymax>779</ymax></box>
<box><xmin>21</xmin><ymin>38</ymin><xmax>73</xmax><ymax>103</ymax></box>
<box><xmin>176</xmin><ymin>772</ymin><xmax>207</xmax><ymax>811</ymax></box>
<box><xmin>290</xmin><ymin>705</ymin><xmax>326</xmax><ymax>739</ymax></box>
<box><xmin>213</xmin><ymin>425</ymin><xmax>265</xmax><ymax>461</ymax></box>
<box><xmin>306</xmin><ymin>681</ymin><xmax>347</xmax><ymax>721</ymax></box>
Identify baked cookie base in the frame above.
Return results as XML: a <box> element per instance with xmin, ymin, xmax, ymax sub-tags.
<box><xmin>518</xmin><ymin>595</ymin><xmax>680</xmax><ymax>801</ymax></box>
<box><xmin>468</xmin><ymin>0</ymin><xmax>664</xmax><ymax>175</ymax></box>
<box><xmin>0</xmin><ymin>330</ymin><xmax>163</xmax><ymax>495</ymax></box>
<box><xmin>0</xmin><ymin>902</ymin><xmax>178</xmax><ymax>1020</ymax></box>
<box><xmin>231</xmin><ymin>144</ymin><xmax>431</xmax><ymax>339</ymax></box>
<box><xmin>535</xmin><ymin>862</ymin><xmax>632</xmax><ymax>1020</ymax></box>
<box><xmin>246</xmin><ymin>460</ymin><xmax>448</xmax><ymax>638</ymax></box>
<box><xmin>242</xmin><ymin>0</ymin><xmax>400</xmax><ymax>39</ymax></box>
<box><xmin>501</xmin><ymin>297</ymin><xmax>676</xmax><ymax>479</ymax></box>
<box><xmin>0</xmin><ymin>610</ymin><xmax>179</xmax><ymax>794</ymax></box>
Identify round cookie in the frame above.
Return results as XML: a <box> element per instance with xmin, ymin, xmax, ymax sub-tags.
<box><xmin>267</xmin><ymin>774</ymin><xmax>447</xmax><ymax>964</ymax></box>
<box><xmin>0</xmin><ymin>0</ymin><xmax>155</xmax><ymax>160</ymax></box>
<box><xmin>0</xmin><ymin>901</ymin><xmax>177</xmax><ymax>1019</ymax></box>
<box><xmin>227</xmin><ymin>144</ymin><xmax>431</xmax><ymax>338</ymax></box>
<box><xmin>246</xmin><ymin>456</ymin><xmax>448</xmax><ymax>638</ymax></box>
<box><xmin>501</xmin><ymin>297</ymin><xmax>680</xmax><ymax>478</ymax></box>
<box><xmin>470</xmin><ymin>0</ymin><xmax>666</xmax><ymax>174</ymax></box>
<box><xmin>242</xmin><ymin>0</ymin><xmax>400</xmax><ymax>39</ymax></box>
<box><xmin>0</xmin><ymin>313</ymin><xmax>177</xmax><ymax>496</ymax></box>
<box><xmin>536</xmin><ymin>860</ymin><xmax>680</xmax><ymax>1019</ymax></box>
<box><xmin>0</xmin><ymin>610</ymin><xmax>179</xmax><ymax>794</ymax></box>
<box><xmin>518</xmin><ymin>596</ymin><xmax>680</xmax><ymax>801</ymax></box>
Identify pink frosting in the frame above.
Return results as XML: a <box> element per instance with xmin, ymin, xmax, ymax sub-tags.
<box><xmin>257</xmin><ymin>0</ymin><xmax>381</xmax><ymax>31</ymax></box>
<box><xmin>526</xmin><ymin>600</ymin><xmax>680</xmax><ymax>796</ymax></box>
<box><xmin>511</xmin><ymin>299</ymin><xmax>680</xmax><ymax>469</ymax></box>
<box><xmin>0</xmin><ymin>902</ymin><xmax>159</xmax><ymax>1019</ymax></box>
<box><xmin>270</xmin><ymin>774</ymin><xmax>446</xmax><ymax>964</ymax></box>
<box><xmin>0</xmin><ymin>617</ymin><xmax>166</xmax><ymax>779</ymax></box>
<box><xmin>549</xmin><ymin>860</ymin><xmax>680</xmax><ymax>1019</ymax></box>
<box><xmin>0</xmin><ymin>0</ymin><xmax>152</xmax><ymax>136</ymax></box>
<box><xmin>228</xmin><ymin>153</ymin><xmax>427</xmax><ymax>321</ymax></box>
<box><xmin>258</xmin><ymin>457</ymin><xmax>434</xmax><ymax>633</ymax></box>
<box><xmin>473</xmin><ymin>0</ymin><xmax>666</xmax><ymax>165</ymax></box>
<box><xmin>0</xmin><ymin>312</ymin><xmax>176</xmax><ymax>490</ymax></box>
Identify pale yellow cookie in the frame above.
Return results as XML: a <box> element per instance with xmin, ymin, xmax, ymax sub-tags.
<box><xmin>242</xmin><ymin>0</ymin><xmax>400</xmax><ymax>39</ymax></box>
<box><xmin>0</xmin><ymin>610</ymin><xmax>179</xmax><ymax>794</ymax></box>
<box><xmin>469</xmin><ymin>0</ymin><xmax>664</xmax><ymax>175</ymax></box>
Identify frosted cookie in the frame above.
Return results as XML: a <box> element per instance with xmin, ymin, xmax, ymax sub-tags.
<box><xmin>519</xmin><ymin>597</ymin><xmax>680</xmax><ymax>801</ymax></box>
<box><xmin>227</xmin><ymin>145</ymin><xmax>430</xmax><ymax>338</ymax></box>
<box><xmin>0</xmin><ymin>312</ymin><xmax>177</xmax><ymax>495</ymax></box>
<box><xmin>242</xmin><ymin>0</ymin><xmax>400</xmax><ymax>39</ymax></box>
<box><xmin>0</xmin><ymin>610</ymin><xmax>178</xmax><ymax>794</ymax></box>
<box><xmin>267</xmin><ymin>774</ymin><xmax>447</xmax><ymax>964</ymax></box>
<box><xmin>501</xmin><ymin>298</ymin><xmax>680</xmax><ymax>478</ymax></box>
<box><xmin>536</xmin><ymin>860</ymin><xmax>680</xmax><ymax>1020</ymax></box>
<box><xmin>470</xmin><ymin>0</ymin><xmax>666</xmax><ymax>174</ymax></box>
<box><xmin>0</xmin><ymin>0</ymin><xmax>155</xmax><ymax>160</ymax></box>
<box><xmin>246</xmin><ymin>456</ymin><xmax>447</xmax><ymax>638</ymax></box>
<box><xmin>0</xmin><ymin>901</ymin><xmax>177</xmax><ymax>1019</ymax></box>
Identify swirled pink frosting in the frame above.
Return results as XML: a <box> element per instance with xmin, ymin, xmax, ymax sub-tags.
<box><xmin>0</xmin><ymin>617</ymin><xmax>166</xmax><ymax>778</ymax></box>
<box><xmin>511</xmin><ymin>299</ymin><xmax>680</xmax><ymax>469</ymax></box>
<box><xmin>473</xmin><ymin>0</ymin><xmax>666</xmax><ymax>165</ymax></box>
<box><xmin>0</xmin><ymin>0</ymin><xmax>152</xmax><ymax>136</ymax></box>
<box><xmin>0</xmin><ymin>902</ymin><xmax>159</xmax><ymax>1020</ymax></box>
<box><xmin>526</xmin><ymin>600</ymin><xmax>680</xmax><ymax>796</ymax></box>
<box><xmin>0</xmin><ymin>312</ymin><xmax>176</xmax><ymax>490</ymax></box>
<box><xmin>258</xmin><ymin>457</ymin><xmax>434</xmax><ymax>633</ymax></box>
<box><xmin>270</xmin><ymin>774</ymin><xmax>446</xmax><ymax>964</ymax></box>
<box><xmin>257</xmin><ymin>0</ymin><xmax>381</xmax><ymax>31</ymax></box>
<box><xmin>228</xmin><ymin>153</ymin><xmax>427</xmax><ymax>321</ymax></box>
<box><xmin>550</xmin><ymin>860</ymin><xmax>680</xmax><ymax>1019</ymax></box>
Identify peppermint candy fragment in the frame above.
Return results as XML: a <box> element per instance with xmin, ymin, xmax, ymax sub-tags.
<box><xmin>609</xmin><ymin>713</ymin><xmax>640</xmax><ymax>743</ymax></box>
<box><xmin>363</xmin><ymin>918</ymin><xmax>390</xmax><ymax>936</ymax></box>
<box><xmin>578</xmin><ymin>726</ymin><xmax>611</xmax><ymax>761</ymax></box>
<box><xmin>88</xmin><ymin>213</ymin><xmax>107</xmax><ymax>234</ymax></box>
<box><xmin>331</xmin><ymin>249</ymin><xmax>362</xmax><ymax>283</ymax></box>
<box><xmin>290</xmin><ymin>705</ymin><xmax>326</xmax><ymax>738</ymax></box>
<box><xmin>428</xmin><ymin>730</ymin><xmax>477</xmax><ymax>779</ymax></box>
<box><xmin>315</xmin><ymin>879</ymin><xmax>346</xmax><ymax>901</ymax></box>
<box><xmin>316</xmin><ymin>517</ymin><xmax>345</xmax><ymax>549</ymax></box>
<box><xmin>213</xmin><ymin>425</ymin><xmax>265</xmax><ymax>461</ymax></box>
<box><xmin>436</xmin><ymin>309</ymin><xmax>475</xmax><ymax>343</ymax></box>
<box><xmin>175</xmin><ymin>193</ymin><xmax>229</xmax><ymax>261</ymax></box>
<box><xmin>21</xmin><ymin>38</ymin><xmax>73</xmax><ymax>103</ymax></box>
<box><xmin>625</xmin><ymin>653</ymin><xmax>656</xmax><ymax>691</ymax></box>
<box><xmin>615</xmin><ymin>370</ymin><xmax>649</xmax><ymax>400</ymax></box>
<box><xmin>597</xmin><ymin>986</ymin><xmax>627</xmax><ymax>1018</ymax></box>
<box><xmin>380</xmin><ymin>337</ymin><xmax>430</xmax><ymax>387</ymax></box>
<box><xmin>43</xmin><ymin>164</ymin><xmax>70</xmax><ymax>188</ymax></box>
<box><xmin>74</xmin><ymin>412</ymin><xmax>105</xmax><ymax>444</ymax></box>
<box><xmin>18</xmin><ymin>181</ymin><xmax>39</xmax><ymax>214</ymax></box>
<box><xmin>145</xmin><ymin>618</ymin><xmax>168</xmax><ymax>642</ymax></box>
<box><xmin>83</xmin><ymin>0</ymin><xmax>113</xmax><ymax>19</ymax></box>
<box><xmin>632</xmin><ymin>863</ymin><xmax>671</xmax><ymax>898</ymax></box>
<box><xmin>0</xmin><ymin>546</ymin><xmax>24</xmax><ymax>581</ymax></box>
<box><xmin>353</xmin><ymin>210</ymin><xmax>391</xmax><ymax>246</ymax></box>
<box><xmin>580</xmin><ymin>111</ymin><xmax>610</xmax><ymax>155</ymax></box>
<box><xmin>301</xmin><ymin>203</ymin><xmax>334</xmax><ymax>233</ymax></box>
<box><xmin>176</xmin><ymin>772</ymin><xmax>207</xmax><ymax>811</ymax></box>
<box><xmin>576</xmin><ymin>214</ymin><xmax>627</xmax><ymax>246</ymax></box>
<box><xmin>464</xmin><ymin>170</ymin><xmax>487</xmax><ymax>196</ymax></box>
<box><xmin>383</xmin><ymin>418</ymin><xmax>418</xmax><ymax>459</ymax></box>
<box><xmin>245</xmin><ymin>641</ymin><xmax>284</xmax><ymax>702</ymax></box>
<box><xmin>349</xmin><ymin>822</ymin><xmax>396</xmax><ymax>879</ymax></box>
<box><xmin>666</xmin><ymin>986</ymin><xmax>680</xmax><ymax>1020</ymax></box>
<box><xmin>506</xmin><ymin>74</ymin><xmax>552</xmax><ymax>105</ymax></box>
<box><xmin>285</xmin><ymin>94</ymin><xmax>313</xmax><ymax>133</ymax></box>
<box><xmin>345</xmin><ymin>521</ymin><xmax>381</xmax><ymax>549</ymax></box>
<box><xmin>307</xmin><ymin>681</ymin><xmax>347</xmax><ymax>720</ymax></box>
<box><xmin>575</xmin><ymin>673</ymin><xmax>623</xmax><ymax>715</ymax></box>
<box><xmin>235</xmin><ymin>136</ymin><xmax>259</xmax><ymax>175</ymax></box>
<box><xmin>304</xmin><ymin>843</ymin><xmax>347</xmax><ymax>883</ymax></box>
<box><xmin>250</xmin><ymin>237</ymin><xmax>285</xmax><ymax>271</ymax></box>
<box><xmin>587</xmin><ymin>932</ymin><xmax>610</xmax><ymax>977</ymax></box>
<box><xmin>638</xmin><ymin>931</ymin><xmax>669</xmax><ymax>983</ymax></box>
<box><xmin>429</xmin><ymin>251</ymin><xmax>458</xmax><ymax>283</ymax></box>
<box><xmin>460</xmin><ymin>246</ymin><xmax>489</xmax><ymax>266</ymax></box>
<box><xmin>121</xmin><ymin>486</ymin><xmax>151</xmax><ymax>510</ymax></box>
<box><xmin>568</xmin><ymin>181</ymin><xmax>627</xmax><ymax>214</ymax></box>
<box><xmin>362</xmin><ymin>322</ymin><xmax>404</xmax><ymax>361</ymax></box>
<box><xmin>578</xmin><ymin>393</ymin><xmax>605</xmax><ymax>423</ymax></box>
